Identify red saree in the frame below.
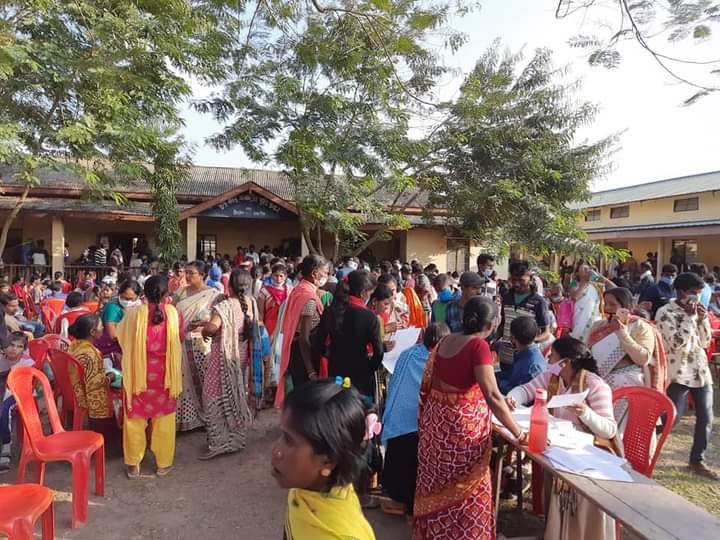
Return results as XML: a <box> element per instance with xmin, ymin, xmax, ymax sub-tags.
<box><xmin>413</xmin><ymin>352</ymin><xmax>495</xmax><ymax>540</ymax></box>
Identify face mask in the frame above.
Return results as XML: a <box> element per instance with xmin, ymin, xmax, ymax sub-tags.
<box><xmin>272</xmin><ymin>278</ymin><xmax>286</xmax><ymax>288</ymax></box>
<box><xmin>546</xmin><ymin>360</ymin><xmax>565</xmax><ymax>376</ymax></box>
<box><xmin>317</xmin><ymin>277</ymin><xmax>328</xmax><ymax>288</ymax></box>
<box><xmin>119</xmin><ymin>298</ymin><xmax>141</xmax><ymax>309</ymax></box>
<box><xmin>660</xmin><ymin>276</ymin><xmax>674</xmax><ymax>286</ymax></box>
<box><xmin>550</xmin><ymin>295</ymin><xmax>563</xmax><ymax>303</ymax></box>
<box><xmin>347</xmin><ymin>261</ymin><xmax>358</xmax><ymax>270</ymax></box>
<box><xmin>483</xmin><ymin>269</ymin><xmax>493</xmax><ymax>278</ymax></box>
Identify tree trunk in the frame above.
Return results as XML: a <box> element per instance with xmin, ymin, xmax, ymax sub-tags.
<box><xmin>315</xmin><ymin>223</ymin><xmax>323</xmax><ymax>257</ymax></box>
<box><xmin>0</xmin><ymin>185</ymin><xmax>31</xmax><ymax>264</ymax></box>
<box><xmin>351</xmin><ymin>226</ymin><xmax>389</xmax><ymax>257</ymax></box>
<box><xmin>332</xmin><ymin>231</ymin><xmax>340</xmax><ymax>261</ymax></box>
<box><xmin>301</xmin><ymin>224</ymin><xmax>319</xmax><ymax>255</ymax></box>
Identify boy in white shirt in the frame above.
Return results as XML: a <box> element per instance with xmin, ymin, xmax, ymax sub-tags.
<box><xmin>0</xmin><ymin>332</ymin><xmax>34</xmax><ymax>473</ymax></box>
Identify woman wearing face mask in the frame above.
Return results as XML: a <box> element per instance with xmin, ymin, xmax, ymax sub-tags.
<box><xmin>258</xmin><ymin>263</ymin><xmax>293</xmax><ymax>339</ymax></box>
<box><xmin>272</xmin><ymin>254</ymin><xmax>330</xmax><ymax>407</ymax></box>
<box><xmin>312</xmin><ymin>270</ymin><xmax>384</xmax><ymax>402</ymax></box>
<box><xmin>95</xmin><ymin>280</ymin><xmax>143</xmax><ymax>358</ymax></box>
<box><xmin>506</xmin><ymin>336</ymin><xmax>618</xmax><ymax>540</ymax></box>
<box><xmin>376</xmin><ymin>274</ymin><xmax>409</xmax><ymax>332</ymax></box>
<box><xmin>173</xmin><ymin>260</ymin><xmax>224</xmax><ymax>431</ymax></box>
<box><xmin>569</xmin><ymin>262</ymin><xmax>614</xmax><ymax>344</ymax></box>
<box><xmin>588</xmin><ymin>288</ymin><xmax>667</xmax><ymax>434</ymax></box>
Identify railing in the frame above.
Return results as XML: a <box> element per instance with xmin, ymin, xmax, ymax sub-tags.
<box><xmin>0</xmin><ymin>264</ymin><xmax>116</xmax><ymax>284</ymax></box>
<box><xmin>63</xmin><ymin>265</ymin><xmax>116</xmax><ymax>284</ymax></box>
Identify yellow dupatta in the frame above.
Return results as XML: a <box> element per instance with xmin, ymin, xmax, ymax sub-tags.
<box><xmin>285</xmin><ymin>484</ymin><xmax>375</xmax><ymax>540</ymax></box>
<box><xmin>117</xmin><ymin>304</ymin><xmax>182</xmax><ymax>400</ymax></box>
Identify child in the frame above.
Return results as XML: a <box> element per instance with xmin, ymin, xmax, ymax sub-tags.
<box><xmin>271</xmin><ymin>379</ymin><xmax>376</xmax><ymax>540</ymax></box>
<box><xmin>496</xmin><ymin>316</ymin><xmax>547</xmax><ymax>395</ymax></box>
<box><xmin>0</xmin><ymin>332</ymin><xmax>34</xmax><ymax>473</ymax></box>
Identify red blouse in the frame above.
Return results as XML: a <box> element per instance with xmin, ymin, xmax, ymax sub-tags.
<box><xmin>434</xmin><ymin>336</ymin><xmax>493</xmax><ymax>390</ymax></box>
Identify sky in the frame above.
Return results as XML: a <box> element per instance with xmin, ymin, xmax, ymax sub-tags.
<box><xmin>179</xmin><ymin>1</ymin><xmax>720</xmax><ymax>192</ymax></box>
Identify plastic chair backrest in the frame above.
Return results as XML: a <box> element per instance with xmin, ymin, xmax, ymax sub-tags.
<box><xmin>28</xmin><ymin>339</ymin><xmax>50</xmax><ymax>370</ymax></box>
<box><xmin>40</xmin><ymin>304</ymin><xmax>57</xmax><ymax>330</ymax></box>
<box><xmin>7</xmin><ymin>367</ymin><xmax>65</xmax><ymax>451</ymax></box>
<box><xmin>46</xmin><ymin>297</ymin><xmax>66</xmax><ymax>317</ymax></box>
<box><xmin>612</xmin><ymin>386</ymin><xmax>676</xmax><ymax>477</ymax></box>
<box><xmin>47</xmin><ymin>349</ymin><xmax>84</xmax><ymax>419</ymax></box>
<box><xmin>44</xmin><ymin>334</ymin><xmax>70</xmax><ymax>352</ymax></box>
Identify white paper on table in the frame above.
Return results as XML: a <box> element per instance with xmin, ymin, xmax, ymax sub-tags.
<box><xmin>381</xmin><ymin>327</ymin><xmax>421</xmax><ymax>374</ymax></box>
<box><xmin>545</xmin><ymin>446</ymin><xmax>633</xmax><ymax>482</ymax></box>
<box><xmin>546</xmin><ymin>389</ymin><xmax>589</xmax><ymax>409</ymax></box>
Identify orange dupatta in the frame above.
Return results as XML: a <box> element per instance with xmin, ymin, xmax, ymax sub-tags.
<box><xmin>403</xmin><ymin>287</ymin><xmax>426</xmax><ymax>328</ymax></box>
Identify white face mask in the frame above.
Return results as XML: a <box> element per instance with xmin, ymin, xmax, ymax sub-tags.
<box><xmin>271</xmin><ymin>277</ymin><xmax>286</xmax><ymax>288</ymax></box>
<box><xmin>546</xmin><ymin>360</ymin><xmax>565</xmax><ymax>377</ymax></box>
<box><xmin>119</xmin><ymin>298</ymin><xmax>141</xmax><ymax>309</ymax></box>
<box><xmin>317</xmin><ymin>277</ymin><xmax>328</xmax><ymax>288</ymax></box>
<box><xmin>347</xmin><ymin>261</ymin><xmax>359</xmax><ymax>270</ymax></box>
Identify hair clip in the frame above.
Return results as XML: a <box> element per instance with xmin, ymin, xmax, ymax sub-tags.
<box><xmin>364</xmin><ymin>413</ymin><xmax>382</xmax><ymax>441</ymax></box>
<box><xmin>342</xmin><ymin>377</ymin><xmax>351</xmax><ymax>389</ymax></box>
<box><xmin>335</xmin><ymin>376</ymin><xmax>343</xmax><ymax>386</ymax></box>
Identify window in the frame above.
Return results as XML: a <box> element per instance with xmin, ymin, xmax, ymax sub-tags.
<box><xmin>610</xmin><ymin>206</ymin><xmax>630</xmax><ymax>219</ymax></box>
<box><xmin>584</xmin><ymin>209</ymin><xmax>601</xmax><ymax>222</ymax></box>
<box><xmin>671</xmin><ymin>239</ymin><xmax>698</xmax><ymax>270</ymax></box>
<box><xmin>198</xmin><ymin>235</ymin><xmax>217</xmax><ymax>259</ymax></box>
<box><xmin>673</xmin><ymin>197</ymin><xmax>699</xmax><ymax>212</ymax></box>
<box><xmin>446</xmin><ymin>238</ymin><xmax>470</xmax><ymax>273</ymax></box>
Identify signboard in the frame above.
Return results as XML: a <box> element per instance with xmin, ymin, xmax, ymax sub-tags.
<box><xmin>199</xmin><ymin>193</ymin><xmax>295</xmax><ymax>220</ymax></box>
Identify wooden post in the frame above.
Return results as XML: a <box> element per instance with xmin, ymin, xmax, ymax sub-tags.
<box><xmin>186</xmin><ymin>217</ymin><xmax>197</xmax><ymax>261</ymax></box>
<box><xmin>657</xmin><ymin>237</ymin><xmax>664</xmax><ymax>276</ymax></box>
<box><xmin>300</xmin><ymin>228</ymin><xmax>309</xmax><ymax>257</ymax></box>
<box><xmin>51</xmin><ymin>216</ymin><xmax>65</xmax><ymax>275</ymax></box>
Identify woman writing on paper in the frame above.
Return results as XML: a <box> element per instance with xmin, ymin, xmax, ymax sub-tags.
<box><xmin>506</xmin><ymin>335</ymin><xmax>619</xmax><ymax>540</ymax></box>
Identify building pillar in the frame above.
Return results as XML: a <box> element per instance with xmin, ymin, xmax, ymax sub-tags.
<box><xmin>50</xmin><ymin>216</ymin><xmax>65</xmax><ymax>275</ymax></box>
<box><xmin>186</xmin><ymin>217</ymin><xmax>197</xmax><ymax>261</ymax></box>
<box><xmin>552</xmin><ymin>254</ymin><xmax>560</xmax><ymax>273</ymax></box>
<box><xmin>657</xmin><ymin>237</ymin><xmax>664</xmax><ymax>276</ymax></box>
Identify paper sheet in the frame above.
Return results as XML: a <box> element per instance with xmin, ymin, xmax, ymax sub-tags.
<box><xmin>546</xmin><ymin>389</ymin><xmax>589</xmax><ymax>409</ymax></box>
<box><xmin>545</xmin><ymin>446</ymin><xmax>633</xmax><ymax>482</ymax></box>
<box><xmin>382</xmin><ymin>327</ymin><xmax>421</xmax><ymax>374</ymax></box>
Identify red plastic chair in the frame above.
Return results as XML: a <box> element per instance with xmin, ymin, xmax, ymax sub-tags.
<box><xmin>0</xmin><ymin>484</ymin><xmax>55</xmax><ymax>540</ymax></box>
<box><xmin>28</xmin><ymin>339</ymin><xmax>50</xmax><ymax>372</ymax></box>
<box><xmin>44</xmin><ymin>334</ymin><xmax>70</xmax><ymax>352</ymax></box>
<box><xmin>8</xmin><ymin>367</ymin><xmax>105</xmax><ymax>529</ymax></box>
<box><xmin>47</xmin><ymin>349</ymin><xmax>87</xmax><ymax>431</ymax></box>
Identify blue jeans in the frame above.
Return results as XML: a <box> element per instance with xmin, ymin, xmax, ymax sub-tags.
<box><xmin>20</xmin><ymin>320</ymin><xmax>45</xmax><ymax>338</ymax></box>
<box><xmin>1</xmin><ymin>396</ymin><xmax>16</xmax><ymax>445</ymax></box>
<box><xmin>667</xmin><ymin>382</ymin><xmax>714</xmax><ymax>464</ymax></box>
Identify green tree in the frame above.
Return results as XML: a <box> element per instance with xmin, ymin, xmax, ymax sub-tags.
<box><xmin>0</xmin><ymin>0</ymin><xmax>235</xmax><ymax>261</ymax></box>
<box><xmin>429</xmin><ymin>44</ymin><xmax>618</xmax><ymax>261</ymax></box>
<box><xmin>197</xmin><ymin>0</ymin><xmax>470</xmax><ymax>258</ymax></box>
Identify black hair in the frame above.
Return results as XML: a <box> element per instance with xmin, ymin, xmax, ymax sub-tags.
<box><xmin>552</xmin><ymin>335</ymin><xmax>599</xmax><ymax>375</ymax></box>
<box><xmin>65</xmin><ymin>291</ymin><xmax>84</xmax><ymax>309</ymax></box>
<box><xmin>477</xmin><ymin>253</ymin><xmax>495</xmax><ymax>266</ymax></box>
<box><xmin>377</xmin><ymin>273</ymin><xmax>397</xmax><ymax>288</ymax></box>
<box><xmin>0</xmin><ymin>292</ymin><xmax>17</xmax><ymax>306</ymax></box>
<box><xmin>186</xmin><ymin>260</ymin><xmax>208</xmax><ymax>277</ymax></box>
<box><xmin>370</xmin><ymin>283</ymin><xmax>393</xmax><ymax>303</ymax></box>
<box><xmin>271</xmin><ymin>262</ymin><xmax>287</xmax><ymax>275</ymax></box>
<box><xmin>424</xmin><ymin>322</ymin><xmax>450</xmax><ymax>349</ymax></box>
<box><xmin>640</xmin><ymin>261</ymin><xmax>653</xmax><ymax>272</ymax></box>
<box><xmin>5</xmin><ymin>331</ymin><xmax>28</xmax><ymax>349</ymax></box>
<box><xmin>118</xmin><ymin>279</ymin><xmax>142</xmax><ymax>297</ymax></box>
<box><xmin>283</xmin><ymin>379</ymin><xmax>367</xmax><ymax>490</ymax></box>
<box><xmin>674</xmin><ymin>272</ymin><xmax>706</xmax><ymax>293</ymax></box>
<box><xmin>220</xmin><ymin>260</ymin><xmax>232</xmax><ymax>273</ymax></box>
<box><xmin>510</xmin><ymin>316</ymin><xmax>538</xmax><ymax>346</ymax></box>
<box><xmin>662</xmin><ymin>264</ymin><xmax>678</xmax><ymax>275</ymax></box>
<box><xmin>68</xmin><ymin>314</ymin><xmax>101</xmax><ymax>340</ymax></box>
<box><xmin>144</xmin><ymin>275</ymin><xmax>168</xmax><ymax>325</ymax></box>
<box><xmin>49</xmin><ymin>281</ymin><xmax>63</xmax><ymax>293</ymax></box>
<box><xmin>173</xmin><ymin>262</ymin><xmax>185</xmax><ymax>273</ymax></box>
<box><xmin>690</xmin><ymin>263</ymin><xmax>708</xmax><ymax>277</ymax></box>
<box><xmin>379</xmin><ymin>260</ymin><xmax>393</xmax><ymax>274</ymax></box>
<box><xmin>462</xmin><ymin>296</ymin><xmax>497</xmax><ymax>335</ymax></box>
<box><xmin>329</xmin><ymin>270</ymin><xmax>374</xmax><ymax>337</ymax></box>
<box><xmin>229</xmin><ymin>268</ymin><xmax>253</xmax><ymax>341</ymax></box>
<box><xmin>300</xmin><ymin>254</ymin><xmax>327</xmax><ymax>280</ymax></box>
<box><xmin>604</xmin><ymin>287</ymin><xmax>633</xmax><ymax>309</ymax></box>
<box><xmin>433</xmin><ymin>273</ymin><xmax>451</xmax><ymax>290</ymax></box>
<box><xmin>509</xmin><ymin>260</ymin><xmax>531</xmax><ymax>276</ymax></box>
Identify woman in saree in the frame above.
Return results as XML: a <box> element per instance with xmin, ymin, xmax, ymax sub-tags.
<box><xmin>117</xmin><ymin>276</ymin><xmax>183</xmax><ymax>477</ymax></box>
<box><xmin>173</xmin><ymin>260</ymin><xmax>223</xmax><ymax>431</ymax></box>
<box><xmin>273</xmin><ymin>254</ymin><xmax>329</xmax><ymax>408</ymax></box>
<box><xmin>506</xmin><ymin>336</ymin><xmax>619</xmax><ymax>540</ymax></box>
<box><xmin>588</xmin><ymin>287</ymin><xmax>666</xmax><ymax>433</ymax></box>
<box><xmin>199</xmin><ymin>268</ymin><xmax>255</xmax><ymax>460</ymax></box>
<box><xmin>569</xmin><ymin>262</ymin><xmax>614</xmax><ymax>344</ymax></box>
<box><xmin>94</xmin><ymin>280</ymin><xmax>142</xmax><ymax>359</ymax></box>
<box><xmin>414</xmin><ymin>296</ymin><xmax>525</xmax><ymax>540</ymax></box>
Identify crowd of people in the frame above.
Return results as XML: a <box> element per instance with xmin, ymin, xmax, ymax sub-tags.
<box><xmin>0</xmin><ymin>247</ymin><xmax>718</xmax><ymax>540</ymax></box>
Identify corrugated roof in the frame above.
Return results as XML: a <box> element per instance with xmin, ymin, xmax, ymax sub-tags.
<box><xmin>0</xmin><ymin>196</ymin><xmax>193</xmax><ymax>217</ymax></box>
<box><xmin>576</xmin><ymin>170</ymin><xmax>720</xmax><ymax>209</ymax></box>
<box><xmin>584</xmin><ymin>218</ymin><xmax>720</xmax><ymax>234</ymax></box>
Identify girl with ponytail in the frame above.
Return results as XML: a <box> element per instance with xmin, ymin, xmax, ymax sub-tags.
<box><xmin>116</xmin><ymin>275</ymin><xmax>183</xmax><ymax>478</ymax></box>
<box><xmin>200</xmin><ymin>268</ymin><xmax>255</xmax><ymax>460</ymax></box>
<box><xmin>505</xmin><ymin>335</ymin><xmax>619</xmax><ymax>539</ymax></box>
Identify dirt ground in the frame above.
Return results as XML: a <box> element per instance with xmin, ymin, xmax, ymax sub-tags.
<box><xmin>2</xmin><ymin>391</ymin><xmax>718</xmax><ymax>540</ymax></box>
<box><xmin>2</xmin><ymin>410</ymin><xmax>409</xmax><ymax>540</ymax></box>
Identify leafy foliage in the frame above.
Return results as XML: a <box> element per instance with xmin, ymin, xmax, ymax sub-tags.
<box><xmin>0</xmin><ymin>0</ymin><xmax>236</xmax><ymax>260</ymax></box>
<box><xmin>428</xmin><ymin>44</ymin><xmax>617</xmax><ymax>261</ymax></box>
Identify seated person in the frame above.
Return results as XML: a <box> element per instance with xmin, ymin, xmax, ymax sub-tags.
<box><xmin>55</xmin><ymin>291</ymin><xmax>91</xmax><ymax>337</ymax></box>
<box><xmin>496</xmin><ymin>316</ymin><xmax>546</xmax><ymax>395</ymax></box>
<box><xmin>1</xmin><ymin>292</ymin><xmax>36</xmax><ymax>341</ymax></box>
<box><xmin>1</xmin><ymin>332</ymin><xmax>34</xmax><ymax>473</ymax></box>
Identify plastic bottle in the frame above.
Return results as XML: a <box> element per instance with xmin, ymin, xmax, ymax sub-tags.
<box><xmin>528</xmin><ymin>388</ymin><xmax>549</xmax><ymax>454</ymax></box>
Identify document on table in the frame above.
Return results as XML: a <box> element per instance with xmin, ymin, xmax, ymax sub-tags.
<box><xmin>546</xmin><ymin>389</ymin><xmax>589</xmax><ymax>409</ymax></box>
<box><xmin>382</xmin><ymin>327</ymin><xmax>421</xmax><ymax>374</ymax></box>
<box><xmin>545</xmin><ymin>446</ymin><xmax>634</xmax><ymax>482</ymax></box>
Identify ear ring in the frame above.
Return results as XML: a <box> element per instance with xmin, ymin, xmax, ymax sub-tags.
<box><xmin>320</xmin><ymin>468</ymin><xmax>332</xmax><ymax>477</ymax></box>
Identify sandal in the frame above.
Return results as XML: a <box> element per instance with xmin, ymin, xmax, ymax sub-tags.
<box><xmin>198</xmin><ymin>448</ymin><xmax>226</xmax><ymax>461</ymax></box>
<box><xmin>126</xmin><ymin>465</ymin><xmax>140</xmax><ymax>479</ymax></box>
<box><xmin>156</xmin><ymin>466</ymin><xmax>174</xmax><ymax>477</ymax></box>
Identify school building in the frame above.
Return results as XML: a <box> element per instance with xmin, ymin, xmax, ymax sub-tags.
<box><xmin>576</xmin><ymin>170</ymin><xmax>720</xmax><ymax>273</ymax></box>
<box><xmin>0</xmin><ymin>165</ymin><xmax>462</xmax><ymax>276</ymax></box>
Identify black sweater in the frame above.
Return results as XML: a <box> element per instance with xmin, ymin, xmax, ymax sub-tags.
<box><xmin>312</xmin><ymin>304</ymin><xmax>384</xmax><ymax>397</ymax></box>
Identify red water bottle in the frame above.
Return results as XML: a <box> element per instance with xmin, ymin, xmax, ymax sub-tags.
<box><xmin>528</xmin><ymin>388</ymin><xmax>549</xmax><ymax>453</ymax></box>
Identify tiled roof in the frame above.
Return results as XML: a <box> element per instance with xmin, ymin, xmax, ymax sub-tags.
<box><xmin>0</xmin><ymin>196</ymin><xmax>192</xmax><ymax>217</ymax></box>
<box><xmin>576</xmin><ymin>170</ymin><xmax>720</xmax><ymax>209</ymax></box>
